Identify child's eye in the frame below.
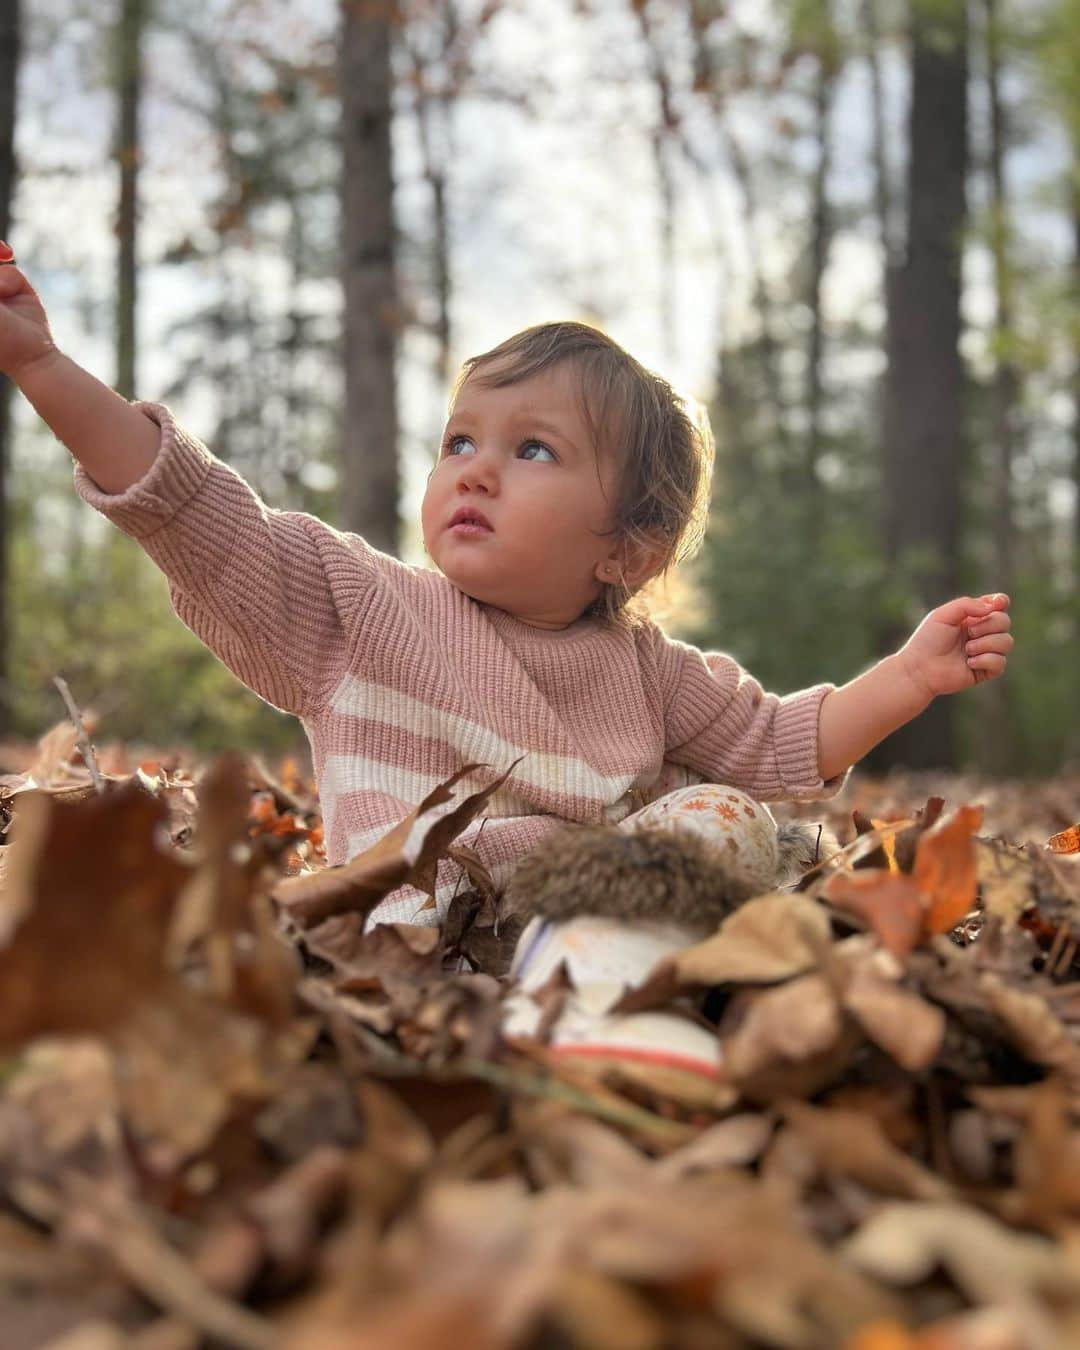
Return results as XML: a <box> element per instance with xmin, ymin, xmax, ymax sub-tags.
<box><xmin>441</xmin><ymin>435</ymin><xmax>555</xmax><ymax>462</ymax></box>
<box><xmin>520</xmin><ymin>440</ymin><xmax>556</xmax><ymax>462</ymax></box>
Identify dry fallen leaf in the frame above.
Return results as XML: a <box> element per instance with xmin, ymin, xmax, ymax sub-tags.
<box><xmin>274</xmin><ymin>762</ymin><xmax>516</xmax><ymax>927</ymax></box>
<box><xmin>1047</xmin><ymin>824</ymin><xmax>1080</xmax><ymax>855</ymax></box>
<box><xmin>981</xmin><ymin>975</ymin><xmax>1080</xmax><ymax>1091</ymax></box>
<box><xmin>824</xmin><ymin>870</ymin><xmax>926</xmax><ymax>958</ymax></box>
<box><xmin>913</xmin><ymin>805</ymin><xmax>984</xmax><ymax>935</ymax></box>
<box><xmin>842</xmin><ymin>1200</ymin><xmax>1080</xmax><ymax>1307</ymax></box>
<box><xmin>651</xmin><ymin>1112</ymin><xmax>773</xmax><ymax>1180</ymax></box>
<box><xmin>783</xmin><ymin>1101</ymin><xmax>950</xmax><ymax>1202</ymax></box>
<box><xmin>0</xmin><ymin>785</ymin><xmax>188</xmax><ymax>1048</ymax></box>
<box><xmin>976</xmin><ymin>838</ymin><xmax>1035</xmax><ymax>927</ymax></box>
<box><xmin>720</xmin><ymin>971</ymin><xmax>861</xmax><ymax>1099</ymax></box>
<box><xmin>671</xmin><ymin>891</ymin><xmax>832</xmax><ymax>986</ymax></box>
<box><xmin>839</xmin><ymin>951</ymin><xmax>946</xmax><ymax>1073</ymax></box>
<box><xmin>4</xmin><ymin>751</ymin><xmax>1080</xmax><ymax>1346</ymax></box>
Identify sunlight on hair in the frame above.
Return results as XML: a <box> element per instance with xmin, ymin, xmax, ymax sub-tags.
<box><xmin>674</xmin><ymin>387</ymin><xmax>716</xmax><ymax>563</ymax></box>
<box><xmin>632</xmin><ymin>385</ymin><xmax>714</xmax><ymax>633</ymax></box>
<box><xmin>637</xmin><ymin>561</ymin><xmax>707</xmax><ymax>633</ymax></box>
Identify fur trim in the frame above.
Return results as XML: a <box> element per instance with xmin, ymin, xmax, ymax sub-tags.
<box><xmin>775</xmin><ymin>821</ymin><xmax>841</xmax><ymax>887</ymax></box>
<box><xmin>503</xmin><ymin>823</ymin><xmax>761</xmax><ymax>931</ymax></box>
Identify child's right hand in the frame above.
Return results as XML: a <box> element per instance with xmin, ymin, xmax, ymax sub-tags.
<box><xmin>0</xmin><ymin>245</ymin><xmax>59</xmax><ymax>381</ymax></box>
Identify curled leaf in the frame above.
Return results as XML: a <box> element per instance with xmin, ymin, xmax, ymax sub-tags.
<box><xmin>672</xmin><ymin>892</ymin><xmax>832</xmax><ymax>987</ymax></box>
<box><xmin>824</xmin><ymin>870</ymin><xmax>925</xmax><ymax>958</ymax></box>
<box><xmin>913</xmin><ymin>805</ymin><xmax>983</xmax><ymax>935</ymax></box>
<box><xmin>1047</xmin><ymin>824</ymin><xmax>1080</xmax><ymax>855</ymax></box>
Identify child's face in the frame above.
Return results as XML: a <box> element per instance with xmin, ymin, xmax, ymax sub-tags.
<box><xmin>421</xmin><ymin>361</ymin><xmax>623</xmax><ymax>628</ymax></box>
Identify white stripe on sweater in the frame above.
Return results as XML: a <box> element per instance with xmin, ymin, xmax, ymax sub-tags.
<box><xmin>321</xmin><ymin>754</ymin><xmax>533</xmax><ymax>825</ymax></box>
<box><xmin>328</xmin><ymin>676</ymin><xmax>639</xmax><ymax>806</ymax></box>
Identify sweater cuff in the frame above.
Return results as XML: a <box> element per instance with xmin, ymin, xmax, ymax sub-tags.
<box><xmin>774</xmin><ymin>683</ymin><xmax>847</xmax><ymax>799</ymax></box>
<box><xmin>73</xmin><ymin>401</ymin><xmax>214</xmax><ymax>539</ymax></box>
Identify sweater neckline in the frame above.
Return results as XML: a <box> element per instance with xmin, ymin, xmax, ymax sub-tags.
<box><xmin>481</xmin><ymin>603</ymin><xmax>607</xmax><ymax>646</ymax></box>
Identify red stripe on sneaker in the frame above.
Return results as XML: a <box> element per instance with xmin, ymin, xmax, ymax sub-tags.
<box><xmin>550</xmin><ymin>1044</ymin><xmax>723</xmax><ymax>1079</ymax></box>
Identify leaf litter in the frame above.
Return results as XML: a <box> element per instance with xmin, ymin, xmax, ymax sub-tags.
<box><xmin>0</xmin><ymin>725</ymin><xmax>1079</xmax><ymax>1346</ymax></box>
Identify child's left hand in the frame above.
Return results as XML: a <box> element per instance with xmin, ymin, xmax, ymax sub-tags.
<box><xmin>898</xmin><ymin>593</ymin><xmax>1013</xmax><ymax>701</ymax></box>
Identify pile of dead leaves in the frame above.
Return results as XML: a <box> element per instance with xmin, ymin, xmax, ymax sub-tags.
<box><xmin>1</xmin><ymin>721</ymin><xmax>1080</xmax><ymax>1349</ymax></box>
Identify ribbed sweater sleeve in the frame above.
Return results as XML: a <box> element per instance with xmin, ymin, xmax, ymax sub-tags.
<box><xmin>73</xmin><ymin>402</ymin><xmax>376</xmax><ymax>718</ymax></box>
<box><xmin>645</xmin><ymin>626</ymin><xmax>846</xmax><ymax>801</ymax></box>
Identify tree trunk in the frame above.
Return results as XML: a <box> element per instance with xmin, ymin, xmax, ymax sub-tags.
<box><xmin>634</xmin><ymin>3</ymin><xmax>679</xmax><ymax>366</ymax></box>
<box><xmin>981</xmin><ymin>0</ymin><xmax>1018</xmax><ymax>771</ymax></box>
<box><xmin>653</xmin><ymin>131</ymin><xmax>677</xmax><ymax>367</ymax></box>
<box><xmin>685</xmin><ymin>15</ymin><xmax>791</xmax><ymax>459</ymax></box>
<box><xmin>115</xmin><ymin>0</ymin><xmax>145</xmax><ymax>401</ymax></box>
<box><xmin>862</xmin><ymin>0</ymin><xmax>902</xmax><ymax>522</ymax></box>
<box><xmin>0</xmin><ymin>0</ymin><xmax>19</xmax><ymax>737</ymax></box>
<box><xmin>879</xmin><ymin>0</ymin><xmax>968</xmax><ymax>770</ymax></box>
<box><xmin>405</xmin><ymin>4</ymin><xmax>455</xmax><ymax>392</ymax></box>
<box><xmin>805</xmin><ymin>58</ymin><xmax>834</xmax><ymax>505</ymax></box>
<box><xmin>1074</xmin><ymin>188</ymin><xmax>1080</xmax><ymax>575</ymax></box>
<box><xmin>720</xmin><ymin>117</ymin><xmax>792</xmax><ymax>462</ymax></box>
<box><xmin>340</xmin><ymin>0</ymin><xmax>400</xmax><ymax>554</ymax></box>
<box><xmin>862</xmin><ymin>0</ymin><xmax>896</xmax><ymax>266</ymax></box>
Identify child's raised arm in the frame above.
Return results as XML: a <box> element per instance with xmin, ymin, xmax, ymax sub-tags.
<box><xmin>816</xmin><ymin>593</ymin><xmax>1014</xmax><ymax>779</ymax></box>
<box><xmin>0</xmin><ymin>244</ymin><xmax>373</xmax><ymax>723</ymax></box>
<box><xmin>0</xmin><ymin>250</ymin><xmax>158</xmax><ymax>492</ymax></box>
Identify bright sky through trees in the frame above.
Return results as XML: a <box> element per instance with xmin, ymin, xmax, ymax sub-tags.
<box><xmin>9</xmin><ymin>0</ymin><xmax>1076</xmax><ymax>569</ymax></box>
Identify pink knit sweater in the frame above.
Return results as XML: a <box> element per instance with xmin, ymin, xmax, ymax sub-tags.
<box><xmin>75</xmin><ymin>403</ymin><xmax>844</xmax><ymax>927</ymax></box>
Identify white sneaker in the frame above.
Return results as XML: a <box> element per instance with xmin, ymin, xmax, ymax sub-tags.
<box><xmin>498</xmin><ymin>802</ymin><xmax>839</xmax><ymax>1104</ymax></box>
<box><xmin>502</xmin><ymin>914</ymin><xmax>724</xmax><ymax>1104</ymax></box>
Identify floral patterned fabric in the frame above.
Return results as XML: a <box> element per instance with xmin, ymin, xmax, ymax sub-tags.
<box><xmin>618</xmin><ymin>780</ymin><xmax>782</xmax><ymax>894</ymax></box>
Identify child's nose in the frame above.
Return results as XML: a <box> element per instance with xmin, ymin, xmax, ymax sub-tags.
<box><xmin>456</xmin><ymin>447</ymin><xmax>499</xmax><ymax>493</ymax></box>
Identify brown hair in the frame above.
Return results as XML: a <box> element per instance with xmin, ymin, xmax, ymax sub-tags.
<box><xmin>450</xmin><ymin>321</ymin><xmax>714</xmax><ymax>627</ymax></box>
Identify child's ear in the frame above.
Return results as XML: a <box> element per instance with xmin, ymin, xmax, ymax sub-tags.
<box><xmin>599</xmin><ymin>532</ymin><xmax>668</xmax><ymax>590</ymax></box>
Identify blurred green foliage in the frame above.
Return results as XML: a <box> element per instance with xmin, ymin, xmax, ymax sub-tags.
<box><xmin>10</xmin><ymin>447</ymin><xmax>301</xmax><ymax>756</ymax></box>
<box><xmin>6</xmin><ymin>0</ymin><xmax>1080</xmax><ymax>778</ymax></box>
<box><xmin>685</xmin><ymin>345</ymin><xmax>1080</xmax><ymax>775</ymax></box>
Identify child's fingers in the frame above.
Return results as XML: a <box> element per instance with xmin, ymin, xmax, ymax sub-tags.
<box><xmin>977</xmin><ymin>592</ymin><xmax>1010</xmax><ymax>610</ymax></box>
<box><xmin>0</xmin><ymin>240</ymin><xmax>20</xmax><ymax>290</ymax></box>
<box><xmin>964</xmin><ymin>610</ymin><xmax>1011</xmax><ymax>638</ymax></box>
<box><xmin>967</xmin><ymin>652</ymin><xmax>1007</xmax><ymax>678</ymax></box>
<box><xmin>0</xmin><ymin>263</ymin><xmax>29</xmax><ymax>298</ymax></box>
<box><xmin>934</xmin><ymin>596</ymin><xmax>995</xmax><ymax>628</ymax></box>
<box><xmin>951</xmin><ymin>591</ymin><xmax>1011</xmax><ymax>636</ymax></box>
<box><xmin>965</xmin><ymin>632</ymin><xmax>1014</xmax><ymax>658</ymax></box>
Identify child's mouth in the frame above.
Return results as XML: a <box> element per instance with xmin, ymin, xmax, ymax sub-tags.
<box><xmin>449</xmin><ymin>507</ymin><xmax>494</xmax><ymax>535</ymax></box>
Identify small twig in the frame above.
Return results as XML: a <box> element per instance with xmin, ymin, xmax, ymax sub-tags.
<box><xmin>452</xmin><ymin>1056</ymin><xmax>696</xmax><ymax>1144</ymax></box>
<box><xmin>798</xmin><ymin>817</ymin><xmax>917</xmax><ymax>887</ymax></box>
<box><xmin>52</xmin><ymin>675</ymin><xmax>105</xmax><ymax>794</ymax></box>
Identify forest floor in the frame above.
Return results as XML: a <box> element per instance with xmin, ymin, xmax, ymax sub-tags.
<box><xmin>0</xmin><ymin>719</ymin><xmax>1079</xmax><ymax>1349</ymax></box>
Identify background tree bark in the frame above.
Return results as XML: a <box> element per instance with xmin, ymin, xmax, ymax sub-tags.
<box><xmin>981</xmin><ymin>0</ymin><xmax>1019</xmax><ymax>771</ymax></box>
<box><xmin>804</xmin><ymin>55</ymin><xmax>834</xmax><ymax>508</ymax></box>
<box><xmin>634</xmin><ymin>2</ymin><xmax>679</xmax><ymax>366</ymax></box>
<box><xmin>114</xmin><ymin>0</ymin><xmax>145</xmax><ymax>402</ymax></box>
<box><xmin>340</xmin><ymin>0</ymin><xmax>400</xmax><ymax>554</ymax></box>
<box><xmin>1074</xmin><ymin>188</ymin><xmax>1080</xmax><ymax>574</ymax></box>
<box><xmin>878</xmin><ymin>0</ymin><xmax>969</xmax><ymax>769</ymax></box>
<box><xmin>403</xmin><ymin>0</ymin><xmax>458</xmax><ymax>394</ymax></box>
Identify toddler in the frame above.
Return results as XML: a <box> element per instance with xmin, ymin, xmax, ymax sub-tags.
<box><xmin>0</xmin><ymin>248</ymin><xmax>1013</xmax><ymax>1064</ymax></box>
